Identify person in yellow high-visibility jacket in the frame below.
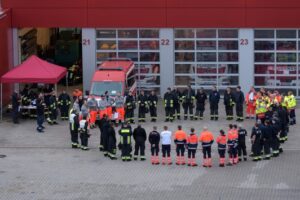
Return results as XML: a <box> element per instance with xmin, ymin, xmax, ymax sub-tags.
<box><xmin>284</xmin><ymin>91</ymin><xmax>297</xmax><ymax>125</ymax></box>
<box><xmin>255</xmin><ymin>92</ymin><xmax>267</xmax><ymax>124</ymax></box>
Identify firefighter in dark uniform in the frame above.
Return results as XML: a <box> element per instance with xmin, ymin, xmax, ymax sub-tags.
<box><xmin>237</xmin><ymin>124</ymin><xmax>248</xmax><ymax>161</ymax></box>
<box><xmin>148</xmin><ymin>126</ymin><xmax>160</xmax><ymax>165</ymax></box>
<box><xmin>278</xmin><ymin>104</ymin><xmax>289</xmax><ymax>143</ymax></box>
<box><xmin>69</xmin><ymin>108</ymin><xmax>79</xmax><ymax>148</ymax></box>
<box><xmin>79</xmin><ymin>116</ymin><xmax>90</xmax><ymax>150</ymax></box>
<box><xmin>182</xmin><ymin>85</ymin><xmax>195</xmax><ymax>120</ymax></box>
<box><xmin>47</xmin><ymin>91</ymin><xmax>58</xmax><ymax>125</ymax></box>
<box><xmin>133</xmin><ymin>124</ymin><xmax>147</xmax><ymax>161</ymax></box>
<box><xmin>102</xmin><ymin>118</ymin><xmax>111</xmax><ymax>157</ymax></box>
<box><xmin>261</xmin><ymin>120</ymin><xmax>272</xmax><ymax>160</ymax></box>
<box><xmin>148</xmin><ymin>90</ymin><xmax>158</xmax><ymax>122</ymax></box>
<box><xmin>43</xmin><ymin>85</ymin><xmax>53</xmax><ymax>118</ymax></box>
<box><xmin>107</xmin><ymin>121</ymin><xmax>117</xmax><ymax>160</ymax></box>
<box><xmin>194</xmin><ymin>88</ymin><xmax>207</xmax><ymax>120</ymax></box>
<box><xmin>224</xmin><ymin>87</ymin><xmax>235</xmax><ymax>120</ymax></box>
<box><xmin>125</xmin><ymin>91</ymin><xmax>135</xmax><ymax>124</ymax></box>
<box><xmin>28</xmin><ymin>90</ymin><xmax>38</xmax><ymax>118</ymax></box>
<box><xmin>137</xmin><ymin>90</ymin><xmax>148</xmax><ymax>123</ymax></box>
<box><xmin>58</xmin><ymin>90</ymin><xmax>71</xmax><ymax>120</ymax></box>
<box><xmin>164</xmin><ymin>87</ymin><xmax>174</xmax><ymax>122</ymax></box>
<box><xmin>270</xmin><ymin>117</ymin><xmax>281</xmax><ymax>157</ymax></box>
<box><xmin>119</xmin><ymin>122</ymin><xmax>133</xmax><ymax>161</ymax></box>
<box><xmin>36</xmin><ymin>97</ymin><xmax>45</xmax><ymax>133</ymax></box>
<box><xmin>251</xmin><ymin>122</ymin><xmax>263</xmax><ymax>161</ymax></box>
<box><xmin>209</xmin><ymin>86</ymin><xmax>220</xmax><ymax>120</ymax></box>
<box><xmin>11</xmin><ymin>90</ymin><xmax>20</xmax><ymax>124</ymax></box>
<box><xmin>98</xmin><ymin>115</ymin><xmax>108</xmax><ymax>151</ymax></box>
<box><xmin>172</xmin><ymin>88</ymin><xmax>182</xmax><ymax>120</ymax></box>
<box><xmin>234</xmin><ymin>86</ymin><xmax>245</xmax><ymax>121</ymax></box>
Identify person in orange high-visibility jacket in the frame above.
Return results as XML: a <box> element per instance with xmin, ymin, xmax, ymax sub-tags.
<box><xmin>187</xmin><ymin>128</ymin><xmax>198</xmax><ymax>166</ymax></box>
<box><xmin>115</xmin><ymin>93</ymin><xmax>125</xmax><ymax>123</ymax></box>
<box><xmin>227</xmin><ymin>124</ymin><xmax>239</xmax><ymax>165</ymax></box>
<box><xmin>245</xmin><ymin>87</ymin><xmax>256</xmax><ymax>119</ymax></box>
<box><xmin>216</xmin><ymin>129</ymin><xmax>227</xmax><ymax>167</ymax></box>
<box><xmin>199</xmin><ymin>127</ymin><xmax>214</xmax><ymax>167</ymax></box>
<box><xmin>72</xmin><ymin>89</ymin><xmax>83</xmax><ymax>100</ymax></box>
<box><xmin>174</xmin><ymin>125</ymin><xmax>188</xmax><ymax>165</ymax></box>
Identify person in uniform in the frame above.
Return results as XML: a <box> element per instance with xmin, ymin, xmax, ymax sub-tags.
<box><xmin>216</xmin><ymin>130</ymin><xmax>227</xmax><ymax>167</ymax></box>
<box><xmin>227</xmin><ymin>124</ymin><xmax>238</xmax><ymax>165</ymax></box>
<box><xmin>163</xmin><ymin>88</ymin><xmax>174</xmax><ymax>122</ymax></box>
<box><xmin>251</xmin><ymin>122</ymin><xmax>263</xmax><ymax>161</ymax></box>
<box><xmin>11</xmin><ymin>90</ymin><xmax>20</xmax><ymax>124</ymax></box>
<box><xmin>125</xmin><ymin>91</ymin><xmax>136</xmax><ymax>124</ymax></box>
<box><xmin>87</xmin><ymin>97</ymin><xmax>98</xmax><ymax>128</ymax></box>
<box><xmin>20</xmin><ymin>85</ymin><xmax>30</xmax><ymax>118</ymax></box>
<box><xmin>237</xmin><ymin>124</ymin><xmax>248</xmax><ymax>161</ymax></box>
<box><xmin>98</xmin><ymin>114</ymin><xmax>108</xmax><ymax>151</ymax></box>
<box><xmin>182</xmin><ymin>85</ymin><xmax>195</xmax><ymax>120</ymax></box>
<box><xmin>148</xmin><ymin>90</ymin><xmax>158</xmax><ymax>122</ymax></box>
<box><xmin>224</xmin><ymin>87</ymin><xmax>235</xmax><ymax>120</ymax></box>
<box><xmin>119</xmin><ymin>122</ymin><xmax>133</xmax><ymax>161</ymax></box>
<box><xmin>234</xmin><ymin>86</ymin><xmax>245</xmax><ymax>122</ymax></box>
<box><xmin>187</xmin><ymin>128</ymin><xmax>198</xmax><ymax>166</ymax></box>
<box><xmin>47</xmin><ymin>91</ymin><xmax>58</xmax><ymax>125</ymax></box>
<box><xmin>36</xmin><ymin>97</ymin><xmax>45</xmax><ymax>133</ymax></box>
<box><xmin>261</xmin><ymin>120</ymin><xmax>272</xmax><ymax>160</ymax></box>
<box><xmin>137</xmin><ymin>90</ymin><xmax>148</xmax><ymax>123</ymax></box>
<box><xmin>209</xmin><ymin>86</ymin><xmax>220</xmax><ymax>121</ymax></box>
<box><xmin>245</xmin><ymin>87</ymin><xmax>256</xmax><ymax>119</ymax></box>
<box><xmin>148</xmin><ymin>126</ymin><xmax>160</xmax><ymax>165</ymax></box>
<box><xmin>78</xmin><ymin>115</ymin><xmax>90</xmax><ymax>150</ymax></box>
<box><xmin>133</xmin><ymin>124</ymin><xmax>147</xmax><ymax>161</ymax></box>
<box><xmin>172</xmin><ymin>87</ymin><xmax>182</xmax><ymax>120</ymax></box>
<box><xmin>174</xmin><ymin>125</ymin><xmax>188</xmax><ymax>165</ymax></box>
<box><xmin>69</xmin><ymin>108</ymin><xmax>79</xmax><ymax>148</ymax></box>
<box><xmin>107</xmin><ymin>121</ymin><xmax>117</xmax><ymax>160</ymax></box>
<box><xmin>199</xmin><ymin>126</ymin><xmax>214</xmax><ymax>167</ymax></box>
<box><xmin>285</xmin><ymin>91</ymin><xmax>297</xmax><ymax>125</ymax></box>
<box><xmin>160</xmin><ymin>126</ymin><xmax>172</xmax><ymax>165</ymax></box>
<box><xmin>194</xmin><ymin>88</ymin><xmax>207</xmax><ymax>120</ymax></box>
<box><xmin>58</xmin><ymin>90</ymin><xmax>71</xmax><ymax>120</ymax></box>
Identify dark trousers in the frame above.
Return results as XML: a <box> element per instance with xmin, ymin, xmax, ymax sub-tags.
<box><xmin>165</xmin><ymin>107</ymin><xmax>173</xmax><ymax>120</ymax></box>
<box><xmin>183</xmin><ymin>103</ymin><xmax>193</xmax><ymax>119</ymax></box>
<box><xmin>271</xmin><ymin>136</ymin><xmax>280</xmax><ymax>152</ymax></box>
<box><xmin>188</xmin><ymin>149</ymin><xmax>196</xmax><ymax>158</ymax></box>
<box><xmin>202</xmin><ymin>146</ymin><xmax>211</xmax><ymax>158</ymax></box>
<box><xmin>12</xmin><ymin>107</ymin><xmax>19</xmax><ymax>123</ymax></box>
<box><xmin>151</xmin><ymin>144</ymin><xmax>159</xmax><ymax>156</ymax></box>
<box><xmin>290</xmin><ymin>109</ymin><xmax>296</xmax><ymax>124</ymax></box>
<box><xmin>263</xmin><ymin>140</ymin><xmax>271</xmax><ymax>156</ymax></box>
<box><xmin>173</xmin><ymin>103</ymin><xmax>180</xmax><ymax>118</ymax></box>
<box><xmin>238</xmin><ymin>142</ymin><xmax>247</xmax><ymax>157</ymax></box>
<box><xmin>236</xmin><ymin>104</ymin><xmax>244</xmax><ymax>119</ymax></box>
<box><xmin>80</xmin><ymin>133</ymin><xmax>89</xmax><ymax>147</ymax></box>
<box><xmin>138</xmin><ymin>106</ymin><xmax>146</xmax><ymax>121</ymax></box>
<box><xmin>149</xmin><ymin>106</ymin><xmax>157</xmax><ymax>119</ymax></box>
<box><xmin>125</xmin><ymin>109</ymin><xmax>134</xmax><ymax>123</ymax></box>
<box><xmin>71</xmin><ymin>130</ymin><xmax>79</xmax><ymax>144</ymax></box>
<box><xmin>210</xmin><ymin>104</ymin><xmax>219</xmax><ymax>118</ymax></box>
<box><xmin>162</xmin><ymin>144</ymin><xmax>171</xmax><ymax>157</ymax></box>
<box><xmin>225</xmin><ymin>105</ymin><xmax>233</xmax><ymax>118</ymax></box>
<box><xmin>102</xmin><ymin>134</ymin><xmax>109</xmax><ymax>154</ymax></box>
<box><xmin>252</xmin><ymin>141</ymin><xmax>262</xmax><ymax>157</ymax></box>
<box><xmin>218</xmin><ymin>149</ymin><xmax>226</xmax><ymax>158</ymax></box>
<box><xmin>134</xmin><ymin>142</ymin><xmax>145</xmax><ymax>156</ymax></box>
<box><xmin>60</xmin><ymin>106</ymin><xmax>69</xmax><ymax>119</ymax></box>
<box><xmin>228</xmin><ymin>145</ymin><xmax>237</xmax><ymax>158</ymax></box>
<box><xmin>50</xmin><ymin>109</ymin><xmax>57</xmax><ymax>122</ymax></box>
<box><xmin>121</xmin><ymin>143</ymin><xmax>132</xmax><ymax>159</ymax></box>
<box><xmin>195</xmin><ymin>104</ymin><xmax>205</xmax><ymax>119</ymax></box>
<box><xmin>37</xmin><ymin>115</ymin><xmax>44</xmax><ymax>131</ymax></box>
<box><xmin>176</xmin><ymin>144</ymin><xmax>185</xmax><ymax>156</ymax></box>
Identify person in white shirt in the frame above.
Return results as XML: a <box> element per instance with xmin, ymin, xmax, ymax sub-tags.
<box><xmin>160</xmin><ymin>126</ymin><xmax>172</xmax><ymax>165</ymax></box>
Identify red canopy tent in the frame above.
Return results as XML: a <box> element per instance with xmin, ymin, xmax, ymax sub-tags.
<box><xmin>0</xmin><ymin>55</ymin><xmax>68</xmax><ymax>120</ymax></box>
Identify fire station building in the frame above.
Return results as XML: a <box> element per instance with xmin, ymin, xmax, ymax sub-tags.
<box><xmin>1</xmin><ymin>0</ymin><xmax>300</xmax><ymax>98</ymax></box>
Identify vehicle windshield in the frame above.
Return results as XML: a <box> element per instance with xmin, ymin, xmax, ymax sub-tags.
<box><xmin>90</xmin><ymin>81</ymin><xmax>122</xmax><ymax>96</ymax></box>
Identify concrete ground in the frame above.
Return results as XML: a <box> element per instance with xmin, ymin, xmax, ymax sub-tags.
<box><xmin>0</xmin><ymin>102</ymin><xmax>300</xmax><ymax>200</ymax></box>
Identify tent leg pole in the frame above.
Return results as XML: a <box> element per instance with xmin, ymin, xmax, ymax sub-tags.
<box><xmin>1</xmin><ymin>83</ymin><xmax>3</xmax><ymax>121</ymax></box>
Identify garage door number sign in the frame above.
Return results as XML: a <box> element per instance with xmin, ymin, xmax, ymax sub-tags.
<box><xmin>240</xmin><ymin>39</ymin><xmax>248</xmax><ymax>46</ymax></box>
<box><xmin>161</xmin><ymin>39</ymin><xmax>170</xmax><ymax>46</ymax></box>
